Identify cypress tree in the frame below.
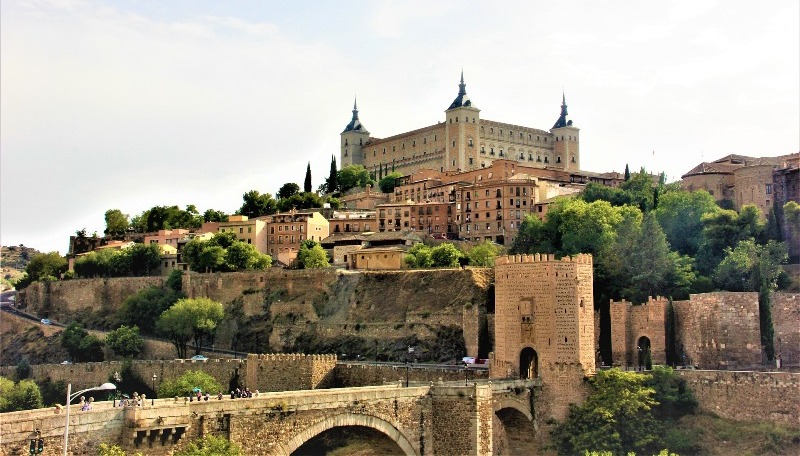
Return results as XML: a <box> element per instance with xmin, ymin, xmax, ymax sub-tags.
<box><xmin>392</xmin><ymin>158</ymin><xmax>396</xmax><ymax>172</ymax></box>
<box><xmin>304</xmin><ymin>162</ymin><xmax>312</xmax><ymax>193</ymax></box>
<box><xmin>652</xmin><ymin>186</ymin><xmax>659</xmax><ymax>210</ymax></box>
<box><xmin>624</xmin><ymin>164</ymin><xmax>631</xmax><ymax>181</ymax></box>
<box><xmin>328</xmin><ymin>156</ymin><xmax>338</xmax><ymax>193</ymax></box>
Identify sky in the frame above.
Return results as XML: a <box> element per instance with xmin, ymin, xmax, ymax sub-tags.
<box><xmin>1</xmin><ymin>0</ymin><xmax>798</xmax><ymax>255</ymax></box>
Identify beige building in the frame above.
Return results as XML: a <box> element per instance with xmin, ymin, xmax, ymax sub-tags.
<box><xmin>682</xmin><ymin>153</ymin><xmax>798</xmax><ymax>214</ymax></box>
<box><xmin>219</xmin><ymin>215</ymin><xmax>268</xmax><ymax>253</ymax></box>
<box><xmin>339</xmin><ymin>185</ymin><xmax>389</xmax><ymax>210</ymax></box>
<box><xmin>263</xmin><ymin>211</ymin><xmax>329</xmax><ymax>265</ymax></box>
<box><xmin>328</xmin><ymin>210</ymin><xmax>376</xmax><ymax>235</ymax></box>
<box><xmin>349</xmin><ymin>247</ymin><xmax>406</xmax><ymax>270</ymax></box>
<box><xmin>341</xmin><ymin>73</ymin><xmax>580</xmax><ymax>176</ymax></box>
<box><xmin>143</xmin><ymin>229</ymin><xmax>190</xmax><ymax>248</ymax></box>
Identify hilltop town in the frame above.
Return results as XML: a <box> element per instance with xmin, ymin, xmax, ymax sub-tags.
<box><xmin>1</xmin><ymin>76</ymin><xmax>799</xmax><ymax>455</ymax></box>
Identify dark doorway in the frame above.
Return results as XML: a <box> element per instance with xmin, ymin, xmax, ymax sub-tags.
<box><xmin>637</xmin><ymin>336</ymin><xmax>651</xmax><ymax>370</ymax></box>
<box><xmin>519</xmin><ymin>348</ymin><xmax>538</xmax><ymax>379</ymax></box>
<box><xmin>495</xmin><ymin>408</ymin><xmax>538</xmax><ymax>455</ymax></box>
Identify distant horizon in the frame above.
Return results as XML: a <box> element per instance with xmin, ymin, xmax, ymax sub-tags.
<box><xmin>2</xmin><ymin>0</ymin><xmax>798</xmax><ymax>254</ymax></box>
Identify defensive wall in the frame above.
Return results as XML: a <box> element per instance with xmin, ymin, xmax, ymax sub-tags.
<box><xmin>0</xmin><ymin>356</ymin><xmax>488</xmax><ymax>398</ymax></box>
<box><xmin>610</xmin><ymin>292</ymin><xmax>800</xmax><ymax>370</ymax></box>
<box><xmin>609</xmin><ymin>297</ymin><xmax>667</xmax><ymax>367</ymax></box>
<box><xmin>15</xmin><ymin>269</ymin><xmax>492</xmax><ymax>358</ymax></box>
<box><xmin>0</xmin><ymin>380</ymin><xmax>539</xmax><ymax>456</ymax></box>
<box><xmin>676</xmin><ymin>370</ymin><xmax>800</xmax><ymax>426</ymax></box>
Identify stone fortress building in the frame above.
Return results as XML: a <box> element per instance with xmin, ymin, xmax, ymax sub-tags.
<box><xmin>491</xmin><ymin>253</ymin><xmax>595</xmax><ymax>419</ymax></box>
<box><xmin>340</xmin><ymin>72</ymin><xmax>581</xmax><ymax>176</ymax></box>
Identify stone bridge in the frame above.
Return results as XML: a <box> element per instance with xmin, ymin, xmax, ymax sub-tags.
<box><xmin>0</xmin><ymin>379</ymin><xmax>541</xmax><ymax>456</ymax></box>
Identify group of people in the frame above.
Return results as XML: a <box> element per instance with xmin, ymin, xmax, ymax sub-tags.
<box><xmin>230</xmin><ymin>387</ymin><xmax>257</xmax><ymax>398</ymax></box>
<box><xmin>78</xmin><ymin>396</ymin><xmax>94</xmax><ymax>411</ymax></box>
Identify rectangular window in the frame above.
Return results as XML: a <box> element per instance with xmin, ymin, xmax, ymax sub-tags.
<box><xmin>248</xmin><ymin>227</ymin><xmax>252</xmax><ymax>233</ymax></box>
<box><xmin>766</xmin><ymin>184</ymin><xmax>772</xmax><ymax>194</ymax></box>
<box><xmin>239</xmin><ymin>227</ymin><xmax>244</xmax><ymax>234</ymax></box>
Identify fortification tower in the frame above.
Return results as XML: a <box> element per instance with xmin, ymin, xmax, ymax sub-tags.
<box><xmin>550</xmin><ymin>93</ymin><xmax>580</xmax><ymax>172</ymax></box>
<box><xmin>492</xmin><ymin>253</ymin><xmax>595</xmax><ymax>379</ymax></box>
<box><xmin>444</xmin><ymin>71</ymin><xmax>481</xmax><ymax>172</ymax></box>
<box><xmin>340</xmin><ymin>98</ymin><xmax>370</xmax><ymax>168</ymax></box>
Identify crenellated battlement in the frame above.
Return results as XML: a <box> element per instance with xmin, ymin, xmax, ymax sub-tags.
<box><xmin>494</xmin><ymin>253</ymin><xmax>593</xmax><ymax>266</ymax></box>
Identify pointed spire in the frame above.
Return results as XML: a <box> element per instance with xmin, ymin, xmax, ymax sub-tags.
<box><xmin>552</xmin><ymin>91</ymin><xmax>573</xmax><ymax>129</ymax></box>
<box><xmin>448</xmin><ymin>71</ymin><xmax>473</xmax><ymax>110</ymax></box>
<box><xmin>343</xmin><ymin>97</ymin><xmax>368</xmax><ymax>133</ymax></box>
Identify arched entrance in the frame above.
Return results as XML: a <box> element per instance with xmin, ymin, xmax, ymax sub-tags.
<box><xmin>519</xmin><ymin>348</ymin><xmax>538</xmax><ymax>379</ymax></box>
<box><xmin>494</xmin><ymin>406</ymin><xmax>539</xmax><ymax>455</ymax></box>
<box><xmin>637</xmin><ymin>336</ymin><xmax>651</xmax><ymax>370</ymax></box>
<box><xmin>283</xmin><ymin>414</ymin><xmax>416</xmax><ymax>456</ymax></box>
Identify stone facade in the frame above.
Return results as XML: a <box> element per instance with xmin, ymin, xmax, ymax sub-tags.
<box><xmin>341</xmin><ymin>74</ymin><xmax>579</xmax><ymax>177</ymax></box>
<box><xmin>677</xmin><ymin>370</ymin><xmax>800</xmax><ymax>426</ymax></box>
<box><xmin>772</xmin><ymin>292</ymin><xmax>800</xmax><ymax>367</ymax></box>
<box><xmin>0</xmin><ymin>380</ymin><xmax>534</xmax><ymax>456</ymax></box>
<box><xmin>609</xmin><ymin>297</ymin><xmax>667</xmax><ymax>368</ymax></box>
<box><xmin>673</xmin><ymin>292</ymin><xmax>762</xmax><ymax>369</ymax></box>
<box><xmin>491</xmin><ymin>253</ymin><xmax>594</xmax><ymax>420</ymax></box>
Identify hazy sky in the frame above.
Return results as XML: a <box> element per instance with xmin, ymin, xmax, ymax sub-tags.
<box><xmin>2</xmin><ymin>0</ymin><xmax>798</xmax><ymax>254</ymax></box>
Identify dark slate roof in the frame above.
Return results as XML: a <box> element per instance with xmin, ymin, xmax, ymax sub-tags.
<box><xmin>552</xmin><ymin>92</ymin><xmax>573</xmax><ymax>129</ymax></box>
<box><xmin>447</xmin><ymin>71</ymin><xmax>474</xmax><ymax>110</ymax></box>
<box><xmin>342</xmin><ymin>99</ymin><xmax>369</xmax><ymax>134</ymax></box>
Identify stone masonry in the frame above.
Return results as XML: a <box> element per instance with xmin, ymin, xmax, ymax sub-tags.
<box><xmin>609</xmin><ymin>296</ymin><xmax>667</xmax><ymax>368</ymax></box>
<box><xmin>491</xmin><ymin>253</ymin><xmax>594</xmax><ymax>420</ymax></box>
<box><xmin>673</xmin><ymin>292</ymin><xmax>762</xmax><ymax>369</ymax></box>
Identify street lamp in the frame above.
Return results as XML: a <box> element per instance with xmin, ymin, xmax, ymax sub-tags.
<box><xmin>151</xmin><ymin>374</ymin><xmax>157</xmax><ymax>406</ymax></box>
<box><xmin>63</xmin><ymin>382</ymin><xmax>116</xmax><ymax>456</ymax></box>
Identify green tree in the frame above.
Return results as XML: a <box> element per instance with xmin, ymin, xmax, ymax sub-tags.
<box><xmin>510</xmin><ymin>214</ymin><xmax>556</xmax><ymax>254</ymax></box>
<box><xmin>237</xmin><ymin>190</ymin><xmax>277</xmax><ymax>218</ymax></box>
<box><xmin>15</xmin><ymin>359</ymin><xmax>31</xmax><ymax>381</ymax></box>
<box><xmin>654</xmin><ymin>189</ymin><xmax>719</xmax><ymax>256</ymax></box>
<box><xmin>696</xmin><ymin>205</ymin><xmax>764</xmax><ymax>275</ymax></box>
<box><xmin>322</xmin><ymin>155</ymin><xmax>338</xmax><ymax>194</ymax></box>
<box><xmin>277</xmin><ymin>182</ymin><xmax>300</xmax><ymax>200</ymax></box>
<box><xmin>226</xmin><ymin>241</ymin><xmax>272</xmax><ymax>270</ymax></box>
<box><xmin>104</xmin><ymin>209</ymin><xmax>130</xmax><ymax>236</ymax></box>
<box><xmin>624</xmin><ymin>163</ymin><xmax>631</xmax><ymax>181</ymax></box>
<box><xmin>202</xmin><ymin>209</ymin><xmax>228</xmax><ymax>223</ymax></box>
<box><xmin>466</xmin><ymin>240</ymin><xmax>502</xmax><ymax>267</ymax></box>
<box><xmin>378</xmin><ymin>171</ymin><xmax>403</xmax><ymax>193</ymax></box>
<box><xmin>550</xmin><ymin>369</ymin><xmax>661</xmax><ymax>455</ymax></box>
<box><xmin>98</xmin><ymin>444</ymin><xmax>129</xmax><ymax>456</ymax></box>
<box><xmin>304</xmin><ymin>162</ymin><xmax>312</xmax><ymax>193</ymax></box>
<box><xmin>430</xmin><ymin>243</ymin><xmax>462</xmax><ymax>268</ymax></box>
<box><xmin>61</xmin><ymin>322</ymin><xmax>106</xmax><ymax>362</ymax></box>
<box><xmin>0</xmin><ymin>378</ymin><xmax>44</xmax><ymax>412</ymax></box>
<box><xmin>157</xmin><ymin>370</ymin><xmax>223</xmax><ymax>398</ymax></box>
<box><xmin>297</xmin><ymin>240</ymin><xmax>329</xmax><ymax>269</ymax></box>
<box><xmin>23</xmin><ymin>252</ymin><xmax>67</xmax><ymax>282</ymax></box>
<box><xmin>404</xmin><ymin>243</ymin><xmax>433</xmax><ymax>268</ymax></box>
<box><xmin>127</xmin><ymin>243</ymin><xmax>162</xmax><ymax>276</ymax></box>
<box><xmin>276</xmin><ymin>192</ymin><xmax>324</xmax><ymax>212</ymax></box>
<box><xmin>621</xmin><ymin>168</ymin><xmax>656</xmax><ymax>212</ymax></box>
<box><xmin>158</xmin><ymin>298</ymin><xmax>225</xmax><ymax>357</ymax></box>
<box><xmin>174</xmin><ymin>435</ymin><xmax>241</xmax><ymax>456</ymax></box>
<box><xmin>338</xmin><ymin>165</ymin><xmax>374</xmax><ymax>192</ymax></box>
<box><xmin>106</xmin><ymin>325</ymin><xmax>144</xmax><ymax>358</ymax></box>
<box><xmin>120</xmin><ymin>286</ymin><xmax>184</xmax><ymax>334</ymax></box>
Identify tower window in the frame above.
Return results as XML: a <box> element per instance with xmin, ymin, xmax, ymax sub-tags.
<box><xmin>557</xmin><ymin>156</ymin><xmax>561</xmax><ymax>163</ymax></box>
<box><xmin>360</xmin><ymin>138</ymin><xmax>363</xmax><ymax>145</ymax></box>
<box><xmin>571</xmin><ymin>156</ymin><xmax>575</xmax><ymax>163</ymax></box>
<box><xmin>345</xmin><ymin>139</ymin><xmax>348</xmax><ymax>146</ymax></box>
<box><xmin>452</xmin><ymin>140</ymin><xmax>456</xmax><ymax>147</ymax></box>
<box><xmin>456</xmin><ymin>117</ymin><xmax>458</xmax><ymax>122</ymax></box>
<box><xmin>469</xmin><ymin>138</ymin><xmax>473</xmax><ymax>147</ymax></box>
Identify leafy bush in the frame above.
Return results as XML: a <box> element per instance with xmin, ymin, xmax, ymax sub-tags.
<box><xmin>0</xmin><ymin>377</ymin><xmax>44</xmax><ymax>412</ymax></box>
<box><xmin>174</xmin><ymin>435</ymin><xmax>241</xmax><ymax>456</ymax></box>
<box><xmin>157</xmin><ymin>370</ymin><xmax>222</xmax><ymax>398</ymax></box>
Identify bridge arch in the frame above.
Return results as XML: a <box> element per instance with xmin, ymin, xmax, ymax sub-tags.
<box><xmin>493</xmin><ymin>397</ymin><xmax>533</xmax><ymax>422</ymax></box>
<box><xmin>280</xmin><ymin>413</ymin><xmax>417</xmax><ymax>456</ymax></box>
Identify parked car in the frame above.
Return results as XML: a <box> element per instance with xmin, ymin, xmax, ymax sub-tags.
<box><xmin>40</xmin><ymin>318</ymin><xmax>51</xmax><ymax>325</ymax></box>
<box><xmin>190</xmin><ymin>355</ymin><xmax>208</xmax><ymax>361</ymax></box>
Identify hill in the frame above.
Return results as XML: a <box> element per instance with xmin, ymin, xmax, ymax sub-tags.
<box><xmin>1</xmin><ymin>245</ymin><xmax>42</xmax><ymax>290</ymax></box>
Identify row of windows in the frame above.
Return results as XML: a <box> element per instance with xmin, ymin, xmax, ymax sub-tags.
<box><xmin>449</xmin><ymin>116</ymin><xmax>477</xmax><ymax>124</ymax></box>
<box><xmin>373</xmin><ymin>135</ymin><xmax>439</xmax><ymax>155</ymax></box>
<box><xmin>220</xmin><ymin>226</ymin><xmax>253</xmax><ymax>234</ymax></box>
<box><xmin>271</xmin><ymin>234</ymin><xmax>303</xmax><ymax>244</ymax></box>
<box><xmin>269</xmin><ymin>225</ymin><xmax>305</xmax><ymax>234</ymax></box>
<box><xmin>481</xmin><ymin>126</ymin><xmax>549</xmax><ymax>142</ymax></box>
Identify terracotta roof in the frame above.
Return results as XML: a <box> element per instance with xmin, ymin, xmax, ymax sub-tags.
<box><xmin>681</xmin><ymin>162</ymin><xmax>740</xmax><ymax>178</ymax></box>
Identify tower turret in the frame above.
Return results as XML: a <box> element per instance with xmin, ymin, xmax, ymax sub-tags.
<box><xmin>340</xmin><ymin>98</ymin><xmax>370</xmax><ymax>167</ymax></box>
<box><xmin>550</xmin><ymin>92</ymin><xmax>580</xmax><ymax>171</ymax></box>
<box><xmin>444</xmin><ymin>71</ymin><xmax>480</xmax><ymax>172</ymax></box>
